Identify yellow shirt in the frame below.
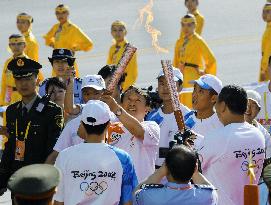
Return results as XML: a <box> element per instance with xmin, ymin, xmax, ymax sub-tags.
<box><xmin>260</xmin><ymin>22</ymin><xmax>271</xmax><ymax>81</ymax></box>
<box><xmin>0</xmin><ymin>54</ymin><xmax>44</xmax><ymax>106</ymax></box>
<box><xmin>193</xmin><ymin>10</ymin><xmax>204</xmax><ymax>35</ymax></box>
<box><xmin>43</xmin><ymin>21</ymin><xmax>93</xmax><ymax>52</ymax></box>
<box><xmin>107</xmin><ymin>39</ymin><xmax>138</xmax><ymax>91</ymax></box>
<box><xmin>173</xmin><ymin>33</ymin><xmax>216</xmax><ymax>87</ymax></box>
<box><xmin>23</xmin><ymin>30</ymin><xmax>39</xmax><ymax>62</ymax></box>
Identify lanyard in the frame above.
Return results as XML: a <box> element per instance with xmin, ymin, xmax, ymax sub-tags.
<box><xmin>165</xmin><ymin>184</ymin><xmax>193</xmax><ymax>191</ymax></box>
<box><xmin>264</xmin><ymin>92</ymin><xmax>269</xmax><ymax>121</ymax></box>
<box><xmin>16</xmin><ymin>119</ymin><xmax>31</xmax><ymax>140</ymax></box>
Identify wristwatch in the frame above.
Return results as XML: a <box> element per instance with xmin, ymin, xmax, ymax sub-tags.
<box><xmin>115</xmin><ymin>107</ymin><xmax>122</xmax><ymax>117</ymax></box>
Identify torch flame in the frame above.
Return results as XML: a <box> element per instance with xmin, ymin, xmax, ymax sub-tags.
<box><xmin>138</xmin><ymin>0</ymin><xmax>168</xmax><ymax>53</ymax></box>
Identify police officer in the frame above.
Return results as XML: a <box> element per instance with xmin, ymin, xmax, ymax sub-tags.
<box><xmin>0</xmin><ymin>57</ymin><xmax>63</xmax><ymax>197</ymax></box>
<box><xmin>39</xmin><ymin>48</ymin><xmax>82</xmax><ymax>104</ymax></box>
<box><xmin>7</xmin><ymin>164</ymin><xmax>60</xmax><ymax>205</ymax></box>
<box><xmin>133</xmin><ymin>145</ymin><xmax>218</xmax><ymax>205</ymax></box>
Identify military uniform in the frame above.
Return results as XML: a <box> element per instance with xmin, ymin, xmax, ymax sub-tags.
<box><xmin>0</xmin><ymin>58</ymin><xmax>63</xmax><ymax>191</ymax></box>
<box><xmin>134</xmin><ymin>182</ymin><xmax>218</xmax><ymax>205</ymax></box>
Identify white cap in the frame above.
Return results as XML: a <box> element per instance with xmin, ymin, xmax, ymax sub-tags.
<box><xmin>81</xmin><ymin>75</ymin><xmax>106</xmax><ymax>91</ymax></box>
<box><xmin>157</xmin><ymin>67</ymin><xmax>183</xmax><ymax>82</ymax></box>
<box><xmin>190</xmin><ymin>74</ymin><xmax>223</xmax><ymax>94</ymax></box>
<box><xmin>81</xmin><ymin>100</ymin><xmax>112</xmax><ymax>126</ymax></box>
<box><xmin>247</xmin><ymin>90</ymin><xmax>261</xmax><ymax>109</ymax></box>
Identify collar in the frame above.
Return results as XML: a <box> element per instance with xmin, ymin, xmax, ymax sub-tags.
<box><xmin>22</xmin><ymin>95</ymin><xmax>38</xmax><ymax>111</ymax></box>
<box><xmin>58</xmin><ymin>21</ymin><xmax>70</xmax><ymax>29</ymax></box>
<box><xmin>116</xmin><ymin>39</ymin><xmax>128</xmax><ymax>47</ymax></box>
<box><xmin>192</xmin><ymin>9</ymin><xmax>200</xmax><ymax>16</ymax></box>
<box><xmin>165</xmin><ymin>182</ymin><xmax>193</xmax><ymax>190</ymax></box>
<box><xmin>13</xmin><ymin>53</ymin><xmax>26</xmax><ymax>59</ymax></box>
<box><xmin>22</xmin><ymin>30</ymin><xmax>31</xmax><ymax>37</ymax></box>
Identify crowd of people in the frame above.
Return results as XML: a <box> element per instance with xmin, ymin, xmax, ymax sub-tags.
<box><xmin>0</xmin><ymin>0</ymin><xmax>271</xmax><ymax>205</ymax></box>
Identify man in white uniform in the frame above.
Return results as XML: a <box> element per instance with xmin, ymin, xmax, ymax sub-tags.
<box><xmin>146</xmin><ymin>68</ymin><xmax>190</xmax><ymax>168</ymax></box>
<box><xmin>184</xmin><ymin>74</ymin><xmax>223</xmax><ymax>136</ymax></box>
<box><xmin>102</xmin><ymin>86</ymin><xmax>160</xmax><ymax>182</ymax></box>
<box><xmin>198</xmin><ymin>85</ymin><xmax>265</xmax><ymax>205</ymax></box>
<box><xmin>255</xmin><ymin>57</ymin><xmax>271</xmax><ymax>133</ymax></box>
<box><xmin>54</xmin><ymin>100</ymin><xmax>137</xmax><ymax>205</ymax></box>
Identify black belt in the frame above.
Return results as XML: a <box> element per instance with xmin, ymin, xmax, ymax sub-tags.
<box><xmin>184</xmin><ymin>63</ymin><xmax>199</xmax><ymax>69</ymax></box>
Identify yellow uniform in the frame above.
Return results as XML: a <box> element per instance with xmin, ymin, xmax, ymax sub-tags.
<box><xmin>193</xmin><ymin>10</ymin><xmax>204</xmax><ymax>35</ymax></box>
<box><xmin>107</xmin><ymin>39</ymin><xmax>138</xmax><ymax>91</ymax></box>
<box><xmin>260</xmin><ymin>22</ymin><xmax>271</xmax><ymax>81</ymax></box>
<box><xmin>23</xmin><ymin>30</ymin><xmax>39</xmax><ymax>62</ymax></box>
<box><xmin>43</xmin><ymin>21</ymin><xmax>93</xmax><ymax>76</ymax></box>
<box><xmin>173</xmin><ymin>33</ymin><xmax>216</xmax><ymax>108</ymax></box>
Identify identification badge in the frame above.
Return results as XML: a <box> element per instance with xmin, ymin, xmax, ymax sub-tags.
<box><xmin>15</xmin><ymin>139</ymin><xmax>25</xmax><ymax>161</ymax></box>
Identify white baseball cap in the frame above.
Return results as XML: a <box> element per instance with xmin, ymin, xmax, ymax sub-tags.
<box><xmin>81</xmin><ymin>75</ymin><xmax>106</xmax><ymax>91</ymax></box>
<box><xmin>157</xmin><ymin>67</ymin><xmax>183</xmax><ymax>82</ymax></box>
<box><xmin>81</xmin><ymin>100</ymin><xmax>112</xmax><ymax>126</ymax></box>
<box><xmin>247</xmin><ymin>90</ymin><xmax>261</xmax><ymax>109</ymax></box>
<box><xmin>190</xmin><ymin>74</ymin><xmax>223</xmax><ymax>94</ymax></box>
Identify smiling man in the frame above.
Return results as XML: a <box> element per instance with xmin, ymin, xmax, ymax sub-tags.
<box><xmin>184</xmin><ymin>74</ymin><xmax>223</xmax><ymax>136</ymax></box>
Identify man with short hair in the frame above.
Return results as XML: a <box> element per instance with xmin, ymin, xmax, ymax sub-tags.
<box><xmin>134</xmin><ymin>145</ymin><xmax>218</xmax><ymax>205</ymax></box>
<box><xmin>54</xmin><ymin>100</ymin><xmax>137</xmax><ymax>205</ymax></box>
<box><xmin>8</xmin><ymin>164</ymin><xmax>60</xmax><ymax>205</ymax></box>
<box><xmin>185</xmin><ymin>74</ymin><xmax>223</xmax><ymax>136</ymax></box>
<box><xmin>198</xmin><ymin>85</ymin><xmax>265</xmax><ymax>205</ymax></box>
<box><xmin>146</xmin><ymin>68</ymin><xmax>190</xmax><ymax>168</ymax></box>
<box><xmin>0</xmin><ymin>57</ymin><xmax>63</xmax><ymax>197</ymax></box>
<box><xmin>43</xmin><ymin>4</ymin><xmax>93</xmax><ymax>77</ymax></box>
<box><xmin>45</xmin><ymin>75</ymin><xmax>106</xmax><ymax>164</ymax></box>
<box><xmin>245</xmin><ymin>90</ymin><xmax>271</xmax><ymax>158</ymax></box>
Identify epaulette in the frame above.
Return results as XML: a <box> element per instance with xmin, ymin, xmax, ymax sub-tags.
<box><xmin>39</xmin><ymin>78</ymin><xmax>49</xmax><ymax>87</ymax></box>
<box><xmin>194</xmin><ymin>184</ymin><xmax>217</xmax><ymax>190</ymax></box>
<box><xmin>140</xmin><ymin>184</ymin><xmax>164</xmax><ymax>190</ymax></box>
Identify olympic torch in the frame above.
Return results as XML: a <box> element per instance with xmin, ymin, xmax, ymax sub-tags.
<box><xmin>107</xmin><ymin>43</ymin><xmax>137</xmax><ymax>92</ymax></box>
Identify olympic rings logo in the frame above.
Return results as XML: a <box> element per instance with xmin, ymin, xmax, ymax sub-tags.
<box><xmin>80</xmin><ymin>181</ymin><xmax>108</xmax><ymax>196</ymax></box>
<box><xmin>241</xmin><ymin>159</ymin><xmax>264</xmax><ymax>174</ymax></box>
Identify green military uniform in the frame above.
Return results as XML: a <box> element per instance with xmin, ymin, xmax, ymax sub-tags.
<box><xmin>0</xmin><ymin>58</ymin><xmax>63</xmax><ymax>192</ymax></box>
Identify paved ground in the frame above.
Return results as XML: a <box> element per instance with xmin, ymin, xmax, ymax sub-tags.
<box><xmin>0</xmin><ymin>0</ymin><xmax>266</xmax><ymax>203</ymax></box>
